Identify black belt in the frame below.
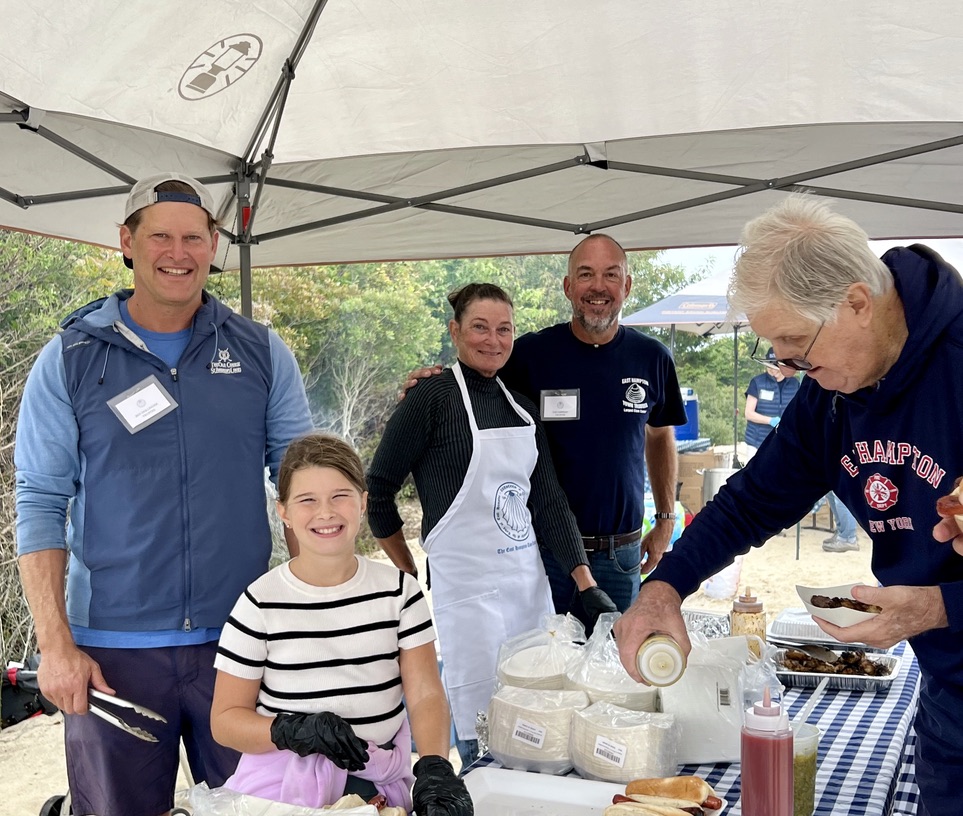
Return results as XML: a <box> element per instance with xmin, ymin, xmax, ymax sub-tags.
<box><xmin>581</xmin><ymin>528</ymin><xmax>642</xmax><ymax>552</ymax></box>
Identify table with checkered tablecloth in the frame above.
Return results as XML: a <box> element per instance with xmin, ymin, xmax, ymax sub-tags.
<box><xmin>686</xmin><ymin>640</ymin><xmax>921</xmax><ymax>815</ymax></box>
<box><xmin>469</xmin><ymin>641</ymin><xmax>921</xmax><ymax>815</ymax></box>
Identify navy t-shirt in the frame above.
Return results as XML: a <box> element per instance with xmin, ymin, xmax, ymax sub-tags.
<box><xmin>501</xmin><ymin>323</ymin><xmax>686</xmax><ymax>536</ymax></box>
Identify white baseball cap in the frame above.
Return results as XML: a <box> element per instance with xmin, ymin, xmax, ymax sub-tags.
<box><xmin>124</xmin><ymin>172</ymin><xmax>217</xmax><ymax>221</ymax></box>
<box><xmin>123</xmin><ymin>173</ymin><xmax>218</xmax><ymax>269</ymax></box>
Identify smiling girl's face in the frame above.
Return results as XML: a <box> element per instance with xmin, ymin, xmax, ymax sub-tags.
<box><xmin>277</xmin><ymin>466</ymin><xmax>367</xmax><ymax>561</ymax></box>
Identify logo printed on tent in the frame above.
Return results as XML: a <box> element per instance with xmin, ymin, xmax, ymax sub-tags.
<box><xmin>179</xmin><ymin>35</ymin><xmax>263</xmax><ymax>101</ymax></box>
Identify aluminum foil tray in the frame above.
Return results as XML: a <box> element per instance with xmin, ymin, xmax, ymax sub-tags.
<box><xmin>683</xmin><ymin>609</ymin><xmax>731</xmax><ymax>639</ymax></box>
<box><xmin>767</xmin><ymin>608</ymin><xmax>886</xmax><ymax>652</ymax></box>
<box><xmin>774</xmin><ymin>648</ymin><xmax>900</xmax><ymax>691</ymax></box>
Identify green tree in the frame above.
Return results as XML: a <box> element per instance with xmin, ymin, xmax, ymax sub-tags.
<box><xmin>206</xmin><ymin>263</ymin><xmax>342</xmax><ymax>375</ymax></box>
<box><xmin>306</xmin><ymin>263</ymin><xmax>440</xmax><ymax>447</ymax></box>
<box><xmin>0</xmin><ymin>231</ymin><xmax>130</xmax><ymax>663</ymax></box>
<box><xmin>673</xmin><ymin>332</ymin><xmax>759</xmax><ymax>449</ymax></box>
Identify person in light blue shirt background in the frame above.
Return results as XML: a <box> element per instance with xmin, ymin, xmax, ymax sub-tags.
<box><xmin>743</xmin><ymin>346</ymin><xmax>800</xmax><ymax>455</ymax></box>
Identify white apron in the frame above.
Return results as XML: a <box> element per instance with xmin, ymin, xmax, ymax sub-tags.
<box><xmin>424</xmin><ymin>361</ymin><xmax>554</xmax><ymax>740</ymax></box>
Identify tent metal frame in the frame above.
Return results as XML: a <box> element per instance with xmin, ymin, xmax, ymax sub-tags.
<box><xmin>3</xmin><ymin>0</ymin><xmax>963</xmax><ymax>316</ymax></box>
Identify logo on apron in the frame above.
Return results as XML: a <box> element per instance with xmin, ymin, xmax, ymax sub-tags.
<box><xmin>493</xmin><ymin>481</ymin><xmax>531</xmax><ymax>540</ymax></box>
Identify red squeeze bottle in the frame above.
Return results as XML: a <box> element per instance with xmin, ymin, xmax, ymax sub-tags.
<box><xmin>740</xmin><ymin>686</ymin><xmax>793</xmax><ymax>816</ymax></box>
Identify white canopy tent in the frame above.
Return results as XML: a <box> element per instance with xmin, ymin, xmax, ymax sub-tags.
<box><xmin>2</xmin><ymin>1</ymin><xmax>963</xmax><ymax>315</ymax></box>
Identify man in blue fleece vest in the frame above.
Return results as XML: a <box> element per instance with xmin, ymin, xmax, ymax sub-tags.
<box><xmin>614</xmin><ymin>195</ymin><xmax>963</xmax><ymax>816</ymax></box>
<box><xmin>15</xmin><ymin>173</ymin><xmax>312</xmax><ymax>816</ymax></box>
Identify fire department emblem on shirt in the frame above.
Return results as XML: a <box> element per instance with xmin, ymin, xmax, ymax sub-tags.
<box><xmin>493</xmin><ymin>481</ymin><xmax>531</xmax><ymax>541</ymax></box>
<box><xmin>864</xmin><ymin>473</ymin><xmax>899</xmax><ymax>511</ymax></box>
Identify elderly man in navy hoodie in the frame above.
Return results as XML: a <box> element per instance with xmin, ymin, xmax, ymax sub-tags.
<box><xmin>614</xmin><ymin>194</ymin><xmax>963</xmax><ymax>816</ymax></box>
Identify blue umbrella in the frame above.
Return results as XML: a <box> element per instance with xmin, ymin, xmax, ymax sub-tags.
<box><xmin>622</xmin><ymin>276</ymin><xmax>750</xmax><ymax>461</ymax></box>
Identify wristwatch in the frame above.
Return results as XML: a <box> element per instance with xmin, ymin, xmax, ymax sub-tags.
<box><xmin>653</xmin><ymin>512</ymin><xmax>677</xmax><ymax>521</ymax></box>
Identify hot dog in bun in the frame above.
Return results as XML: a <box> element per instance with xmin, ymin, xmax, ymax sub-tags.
<box><xmin>936</xmin><ymin>477</ymin><xmax>963</xmax><ymax>534</ymax></box>
<box><xmin>629</xmin><ymin>777</ymin><xmax>721</xmax><ymax>810</ymax></box>
<box><xmin>604</xmin><ymin>794</ymin><xmax>702</xmax><ymax>815</ymax></box>
<box><xmin>322</xmin><ymin>793</ymin><xmax>407</xmax><ymax>815</ymax></box>
<box><xmin>602</xmin><ymin>776</ymin><xmax>723</xmax><ymax>816</ymax></box>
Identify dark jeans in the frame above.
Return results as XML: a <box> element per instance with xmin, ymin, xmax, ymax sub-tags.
<box><xmin>539</xmin><ymin>541</ymin><xmax>641</xmax><ymax>634</ymax></box>
<box><xmin>455</xmin><ymin>737</ymin><xmax>479</xmax><ymax>768</ymax></box>
<box><xmin>914</xmin><ymin>675</ymin><xmax>963</xmax><ymax>816</ymax></box>
<box><xmin>65</xmin><ymin>642</ymin><xmax>239</xmax><ymax>816</ymax></box>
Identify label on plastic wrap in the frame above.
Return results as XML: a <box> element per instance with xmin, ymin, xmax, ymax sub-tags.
<box><xmin>593</xmin><ymin>735</ymin><xmax>627</xmax><ymax>767</ymax></box>
<box><xmin>511</xmin><ymin>717</ymin><xmax>546</xmax><ymax>749</ymax></box>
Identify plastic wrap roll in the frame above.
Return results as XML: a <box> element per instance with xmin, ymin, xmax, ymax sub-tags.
<box><xmin>570</xmin><ymin>701</ymin><xmax>679</xmax><ymax>783</ymax></box>
<box><xmin>487</xmin><ymin>686</ymin><xmax>590</xmax><ymax>774</ymax></box>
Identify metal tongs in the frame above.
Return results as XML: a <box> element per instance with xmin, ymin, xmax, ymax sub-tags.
<box><xmin>87</xmin><ymin>689</ymin><xmax>167</xmax><ymax>742</ymax></box>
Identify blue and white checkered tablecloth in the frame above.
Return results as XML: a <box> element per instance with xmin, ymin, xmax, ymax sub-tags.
<box><xmin>891</xmin><ymin>726</ymin><xmax>920</xmax><ymax>816</ymax></box>
<box><xmin>471</xmin><ymin>641</ymin><xmax>921</xmax><ymax>816</ymax></box>
<box><xmin>687</xmin><ymin>640</ymin><xmax>921</xmax><ymax>815</ymax></box>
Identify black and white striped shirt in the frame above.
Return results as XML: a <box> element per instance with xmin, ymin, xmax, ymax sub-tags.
<box><xmin>215</xmin><ymin>556</ymin><xmax>435</xmax><ymax>744</ymax></box>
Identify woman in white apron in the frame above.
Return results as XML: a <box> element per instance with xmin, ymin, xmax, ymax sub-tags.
<box><xmin>367</xmin><ymin>283</ymin><xmax>615</xmax><ymax>766</ymax></box>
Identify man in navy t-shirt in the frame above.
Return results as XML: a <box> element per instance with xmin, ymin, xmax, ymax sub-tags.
<box><xmin>498</xmin><ymin>235</ymin><xmax>687</xmax><ymax>623</ymax></box>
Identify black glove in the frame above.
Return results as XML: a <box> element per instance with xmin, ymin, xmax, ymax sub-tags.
<box><xmin>269</xmin><ymin>711</ymin><xmax>369</xmax><ymax>771</ymax></box>
<box><xmin>579</xmin><ymin>585</ymin><xmax>618</xmax><ymax>623</ymax></box>
<box><xmin>411</xmin><ymin>755</ymin><xmax>474</xmax><ymax>816</ymax></box>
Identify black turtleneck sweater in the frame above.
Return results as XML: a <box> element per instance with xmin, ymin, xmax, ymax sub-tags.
<box><xmin>366</xmin><ymin>364</ymin><xmax>587</xmax><ymax>575</ymax></box>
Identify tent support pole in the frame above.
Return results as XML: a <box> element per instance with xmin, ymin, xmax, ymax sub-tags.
<box><xmin>732</xmin><ymin>326</ymin><xmax>741</xmax><ymax>467</ymax></box>
<box><xmin>235</xmin><ymin>172</ymin><xmax>254</xmax><ymax>318</ymax></box>
<box><xmin>240</xmin><ymin>244</ymin><xmax>252</xmax><ymax>319</ymax></box>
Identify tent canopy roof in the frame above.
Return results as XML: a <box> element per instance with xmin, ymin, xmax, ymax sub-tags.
<box><xmin>3</xmin><ymin>0</ymin><xmax>963</xmax><ymax>273</ymax></box>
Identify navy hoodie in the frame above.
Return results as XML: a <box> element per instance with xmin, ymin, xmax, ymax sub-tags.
<box><xmin>653</xmin><ymin>246</ymin><xmax>963</xmax><ymax>749</ymax></box>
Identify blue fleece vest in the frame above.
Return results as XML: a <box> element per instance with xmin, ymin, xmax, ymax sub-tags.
<box><xmin>60</xmin><ymin>294</ymin><xmax>277</xmax><ymax>632</ymax></box>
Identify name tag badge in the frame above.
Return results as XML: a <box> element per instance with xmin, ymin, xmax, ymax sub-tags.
<box><xmin>541</xmin><ymin>388</ymin><xmax>579</xmax><ymax>421</ymax></box>
<box><xmin>759</xmin><ymin>388</ymin><xmax>775</xmax><ymax>401</ymax></box>
<box><xmin>107</xmin><ymin>374</ymin><xmax>178</xmax><ymax>434</ymax></box>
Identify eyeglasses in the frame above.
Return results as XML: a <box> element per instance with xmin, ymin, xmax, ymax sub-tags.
<box><xmin>750</xmin><ymin>321</ymin><xmax>825</xmax><ymax>372</ymax></box>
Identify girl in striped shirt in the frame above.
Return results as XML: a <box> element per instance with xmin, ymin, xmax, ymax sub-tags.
<box><xmin>211</xmin><ymin>432</ymin><xmax>472</xmax><ymax>814</ymax></box>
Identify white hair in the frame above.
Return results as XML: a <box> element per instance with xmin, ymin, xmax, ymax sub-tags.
<box><xmin>729</xmin><ymin>194</ymin><xmax>893</xmax><ymax>324</ymax></box>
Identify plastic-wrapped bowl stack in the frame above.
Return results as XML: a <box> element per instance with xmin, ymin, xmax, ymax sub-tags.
<box><xmin>497</xmin><ymin>642</ymin><xmax>580</xmax><ymax>690</ymax></box>
<box><xmin>563</xmin><ymin>611</ymin><xmax>658</xmax><ymax>712</ymax></box>
<box><xmin>570</xmin><ymin>701</ymin><xmax>679</xmax><ymax>783</ymax></box>
<box><xmin>487</xmin><ymin>687</ymin><xmax>591</xmax><ymax>774</ymax></box>
<box><xmin>564</xmin><ymin>658</ymin><xmax>658</xmax><ymax>712</ymax></box>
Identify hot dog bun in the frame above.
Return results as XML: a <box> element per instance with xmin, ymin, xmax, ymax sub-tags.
<box><xmin>604</xmin><ymin>805</ymin><xmax>694</xmax><ymax>816</ymax></box>
<box><xmin>625</xmin><ymin>776</ymin><xmax>714</xmax><ymax>805</ymax></box>
<box><xmin>323</xmin><ymin>795</ymin><xmax>370</xmax><ymax>810</ymax></box>
<box><xmin>623</xmin><ymin>794</ymin><xmax>704</xmax><ymax>813</ymax></box>
<box><xmin>321</xmin><ymin>794</ymin><xmax>407</xmax><ymax>814</ymax></box>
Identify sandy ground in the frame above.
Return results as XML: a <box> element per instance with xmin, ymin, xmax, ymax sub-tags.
<box><xmin>0</xmin><ymin>521</ymin><xmax>872</xmax><ymax>815</ymax></box>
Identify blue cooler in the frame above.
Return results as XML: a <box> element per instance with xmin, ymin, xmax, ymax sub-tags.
<box><xmin>675</xmin><ymin>388</ymin><xmax>699</xmax><ymax>440</ymax></box>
